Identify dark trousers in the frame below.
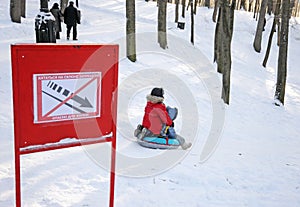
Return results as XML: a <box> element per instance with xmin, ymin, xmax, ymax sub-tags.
<box><xmin>66</xmin><ymin>24</ymin><xmax>77</xmax><ymax>40</ymax></box>
<box><xmin>55</xmin><ymin>32</ymin><xmax>60</xmax><ymax>39</ymax></box>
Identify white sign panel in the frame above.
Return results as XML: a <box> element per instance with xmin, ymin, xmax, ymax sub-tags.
<box><xmin>33</xmin><ymin>72</ymin><xmax>101</xmax><ymax>123</ymax></box>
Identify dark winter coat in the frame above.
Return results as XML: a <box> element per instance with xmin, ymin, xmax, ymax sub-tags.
<box><xmin>142</xmin><ymin>95</ymin><xmax>173</xmax><ymax>135</ymax></box>
<box><xmin>50</xmin><ymin>8</ymin><xmax>63</xmax><ymax>32</ymax></box>
<box><xmin>63</xmin><ymin>4</ymin><xmax>78</xmax><ymax>26</ymax></box>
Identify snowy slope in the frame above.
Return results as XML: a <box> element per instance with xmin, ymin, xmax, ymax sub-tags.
<box><xmin>1</xmin><ymin>0</ymin><xmax>300</xmax><ymax>207</ymax></box>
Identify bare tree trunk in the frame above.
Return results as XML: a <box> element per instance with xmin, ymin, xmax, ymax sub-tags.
<box><xmin>212</xmin><ymin>0</ymin><xmax>219</xmax><ymax>22</ymax></box>
<box><xmin>194</xmin><ymin>0</ymin><xmax>198</xmax><ymax>14</ymax></box>
<box><xmin>277</xmin><ymin>17</ymin><xmax>280</xmax><ymax>46</ymax></box>
<box><xmin>190</xmin><ymin>0</ymin><xmax>194</xmax><ymax>44</ymax></box>
<box><xmin>290</xmin><ymin>0</ymin><xmax>295</xmax><ymax>17</ymax></box>
<box><xmin>21</xmin><ymin>0</ymin><xmax>25</xmax><ymax>17</ymax></box>
<box><xmin>10</xmin><ymin>0</ymin><xmax>21</xmax><ymax>23</ymax></box>
<box><xmin>262</xmin><ymin>0</ymin><xmax>281</xmax><ymax>67</ymax></box>
<box><xmin>237</xmin><ymin>0</ymin><xmax>241</xmax><ymax>10</ymax></box>
<box><xmin>262</xmin><ymin>22</ymin><xmax>276</xmax><ymax>67</ymax></box>
<box><xmin>187</xmin><ymin>0</ymin><xmax>192</xmax><ymax>10</ymax></box>
<box><xmin>241</xmin><ymin>0</ymin><xmax>246</xmax><ymax>10</ymax></box>
<box><xmin>221</xmin><ymin>0</ymin><xmax>235</xmax><ymax>104</ymax></box>
<box><xmin>267</xmin><ymin>0</ymin><xmax>273</xmax><ymax>14</ymax></box>
<box><xmin>126</xmin><ymin>0</ymin><xmax>137</xmax><ymax>62</ymax></box>
<box><xmin>295</xmin><ymin>0</ymin><xmax>300</xmax><ymax>17</ymax></box>
<box><xmin>175</xmin><ymin>0</ymin><xmax>179</xmax><ymax>22</ymax></box>
<box><xmin>60</xmin><ymin>0</ymin><xmax>69</xmax><ymax>13</ymax></box>
<box><xmin>295</xmin><ymin>0</ymin><xmax>299</xmax><ymax>17</ymax></box>
<box><xmin>248</xmin><ymin>0</ymin><xmax>253</xmax><ymax>12</ymax></box>
<box><xmin>205</xmin><ymin>0</ymin><xmax>211</xmax><ymax>8</ymax></box>
<box><xmin>214</xmin><ymin>3</ymin><xmax>222</xmax><ymax>66</ymax></box>
<box><xmin>40</xmin><ymin>0</ymin><xmax>49</xmax><ymax>11</ymax></box>
<box><xmin>272</xmin><ymin>0</ymin><xmax>277</xmax><ymax>14</ymax></box>
<box><xmin>253</xmin><ymin>0</ymin><xmax>260</xmax><ymax>19</ymax></box>
<box><xmin>253</xmin><ymin>0</ymin><xmax>268</xmax><ymax>53</ymax></box>
<box><xmin>275</xmin><ymin>0</ymin><xmax>291</xmax><ymax>105</ymax></box>
<box><xmin>158</xmin><ymin>0</ymin><xmax>168</xmax><ymax>49</ymax></box>
<box><xmin>182</xmin><ymin>0</ymin><xmax>186</xmax><ymax>18</ymax></box>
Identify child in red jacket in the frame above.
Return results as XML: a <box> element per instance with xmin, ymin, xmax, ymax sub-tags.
<box><xmin>135</xmin><ymin>88</ymin><xmax>192</xmax><ymax>150</ymax></box>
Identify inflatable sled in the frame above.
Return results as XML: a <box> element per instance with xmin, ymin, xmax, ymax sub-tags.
<box><xmin>135</xmin><ymin>106</ymin><xmax>180</xmax><ymax>149</ymax></box>
<box><xmin>137</xmin><ymin>136</ymin><xmax>180</xmax><ymax>150</ymax></box>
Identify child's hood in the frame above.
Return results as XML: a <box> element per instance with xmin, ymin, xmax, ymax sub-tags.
<box><xmin>146</xmin><ymin>94</ymin><xmax>164</xmax><ymax>104</ymax></box>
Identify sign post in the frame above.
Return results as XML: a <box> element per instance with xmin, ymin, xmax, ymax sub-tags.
<box><xmin>11</xmin><ymin>44</ymin><xmax>118</xmax><ymax>207</ymax></box>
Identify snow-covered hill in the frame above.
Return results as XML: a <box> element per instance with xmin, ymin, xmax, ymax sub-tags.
<box><xmin>1</xmin><ymin>0</ymin><xmax>300</xmax><ymax>206</ymax></box>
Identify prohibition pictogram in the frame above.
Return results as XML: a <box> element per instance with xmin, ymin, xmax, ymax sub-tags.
<box><xmin>33</xmin><ymin>72</ymin><xmax>101</xmax><ymax>123</ymax></box>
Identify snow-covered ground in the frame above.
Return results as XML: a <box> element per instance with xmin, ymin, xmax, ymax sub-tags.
<box><xmin>1</xmin><ymin>0</ymin><xmax>300</xmax><ymax>206</ymax></box>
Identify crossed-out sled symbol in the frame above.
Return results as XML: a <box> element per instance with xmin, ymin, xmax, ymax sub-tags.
<box><xmin>42</xmin><ymin>79</ymin><xmax>95</xmax><ymax>115</ymax></box>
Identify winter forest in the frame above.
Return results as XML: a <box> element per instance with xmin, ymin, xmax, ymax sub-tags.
<box><xmin>1</xmin><ymin>0</ymin><xmax>300</xmax><ymax>206</ymax></box>
<box><xmin>9</xmin><ymin>0</ymin><xmax>300</xmax><ymax>105</ymax></box>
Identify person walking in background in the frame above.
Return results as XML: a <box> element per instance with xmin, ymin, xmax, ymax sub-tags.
<box><xmin>50</xmin><ymin>3</ymin><xmax>63</xmax><ymax>39</ymax></box>
<box><xmin>63</xmin><ymin>1</ymin><xmax>79</xmax><ymax>40</ymax></box>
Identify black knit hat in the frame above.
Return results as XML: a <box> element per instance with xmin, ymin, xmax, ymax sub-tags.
<box><xmin>150</xmin><ymin>87</ymin><xmax>164</xmax><ymax>98</ymax></box>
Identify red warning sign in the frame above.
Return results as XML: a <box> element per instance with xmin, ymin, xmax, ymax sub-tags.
<box><xmin>12</xmin><ymin>44</ymin><xmax>119</xmax><ymax>207</ymax></box>
<box><xmin>33</xmin><ymin>72</ymin><xmax>101</xmax><ymax>123</ymax></box>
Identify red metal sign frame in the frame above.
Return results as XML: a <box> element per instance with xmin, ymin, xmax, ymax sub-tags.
<box><xmin>11</xmin><ymin>44</ymin><xmax>118</xmax><ymax>207</ymax></box>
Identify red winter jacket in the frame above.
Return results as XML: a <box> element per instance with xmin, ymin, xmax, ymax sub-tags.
<box><xmin>142</xmin><ymin>95</ymin><xmax>173</xmax><ymax>135</ymax></box>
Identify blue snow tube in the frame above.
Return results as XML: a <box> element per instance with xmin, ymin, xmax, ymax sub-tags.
<box><xmin>137</xmin><ymin>136</ymin><xmax>180</xmax><ymax>149</ymax></box>
<box><xmin>136</xmin><ymin>106</ymin><xmax>180</xmax><ymax>149</ymax></box>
